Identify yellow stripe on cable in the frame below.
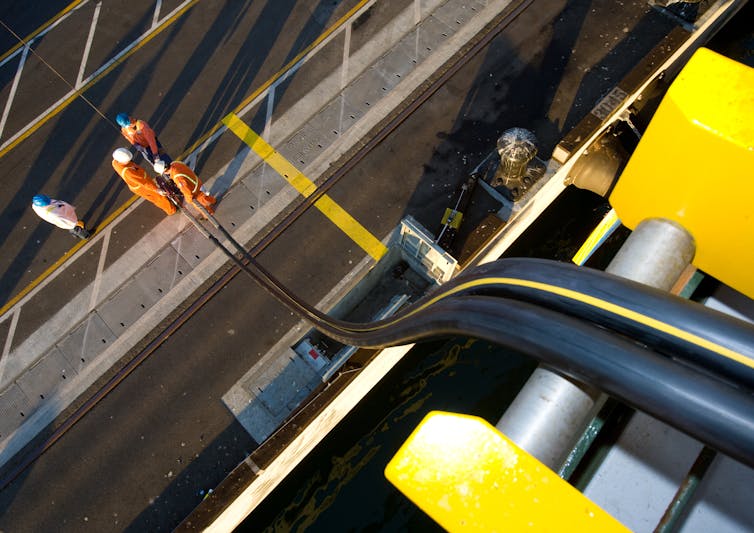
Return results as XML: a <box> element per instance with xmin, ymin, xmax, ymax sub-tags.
<box><xmin>360</xmin><ymin>272</ymin><xmax>753</xmax><ymax>373</ymax></box>
<box><xmin>417</xmin><ymin>276</ymin><xmax>754</xmax><ymax>371</ymax></box>
<box><xmin>0</xmin><ymin>0</ymin><xmax>369</xmax><ymax>314</ymax></box>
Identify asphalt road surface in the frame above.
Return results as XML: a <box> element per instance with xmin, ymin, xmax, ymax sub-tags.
<box><xmin>0</xmin><ymin>0</ymin><xmax>365</xmax><ymax>306</ymax></box>
<box><xmin>0</xmin><ymin>0</ymin><xmax>687</xmax><ymax>530</ymax></box>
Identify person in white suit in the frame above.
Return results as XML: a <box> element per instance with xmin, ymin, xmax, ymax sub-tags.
<box><xmin>31</xmin><ymin>194</ymin><xmax>90</xmax><ymax>240</ymax></box>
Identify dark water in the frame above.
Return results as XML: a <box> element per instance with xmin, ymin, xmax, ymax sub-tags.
<box><xmin>242</xmin><ymin>337</ymin><xmax>537</xmax><ymax>532</ymax></box>
<box><xmin>235</xmin><ymin>9</ymin><xmax>754</xmax><ymax>528</ymax></box>
<box><xmin>241</xmin><ymin>187</ymin><xmax>613</xmax><ymax>532</ymax></box>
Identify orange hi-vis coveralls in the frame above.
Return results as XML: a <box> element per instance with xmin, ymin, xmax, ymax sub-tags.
<box><xmin>121</xmin><ymin>119</ymin><xmax>158</xmax><ymax>154</ymax></box>
<box><xmin>112</xmin><ymin>159</ymin><xmax>177</xmax><ymax>215</ymax></box>
<box><xmin>164</xmin><ymin>161</ymin><xmax>217</xmax><ymax>214</ymax></box>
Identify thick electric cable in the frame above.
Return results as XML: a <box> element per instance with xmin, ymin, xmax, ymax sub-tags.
<box><xmin>203</xmin><ymin>208</ymin><xmax>754</xmax><ymax>391</ymax></box>
<box><xmin>163</xmin><ymin>194</ymin><xmax>754</xmax><ymax>466</ymax></box>
<box><xmin>440</xmin><ymin>259</ymin><xmax>754</xmax><ymax>388</ymax></box>
<box><xmin>345</xmin><ymin>295</ymin><xmax>754</xmax><ymax>468</ymax></box>
<box><xmin>179</xmin><ymin>192</ymin><xmax>754</xmax><ymax>391</ymax></box>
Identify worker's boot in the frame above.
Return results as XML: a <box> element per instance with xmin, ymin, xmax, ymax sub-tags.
<box><xmin>71</xmin><ymin>221</ymin><xmax>91</xmax><ymax>240</ymax></box>
<box><xmin>198</xmin><ymin>192</ymin><xmax>216</xmax><ymax>215</ymax></box>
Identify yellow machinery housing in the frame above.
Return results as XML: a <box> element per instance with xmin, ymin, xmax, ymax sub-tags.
<box><xmin>610</xmin><ymin>47</ymin><xmax>754</xmax><ymax>298</ymax></box>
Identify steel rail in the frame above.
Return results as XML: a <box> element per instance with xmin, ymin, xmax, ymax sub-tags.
<box><xmin>124</xmin><ymin>201</ymin><xmax>754</xmax><ymax>468</ymax></box>
<box><xmin>193</xmin><ymin>2</ymin><xmax>754</xmax><ymax>529</ymax></box>
<box><xmin>0</xmin><ymin>0</ymin><xmax>536</xmax><ymax>491</ymax></box>
<box><xmin>7</xmin><ymin>0</ymin><xmax>752</xmax><ymax>493</ymax></box>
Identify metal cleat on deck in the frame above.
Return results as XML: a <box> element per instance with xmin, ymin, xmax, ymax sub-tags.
<box><xmin>491</xmin><ymin>128</ymin><xmax>546</xmax><ymax>201</ymax></box>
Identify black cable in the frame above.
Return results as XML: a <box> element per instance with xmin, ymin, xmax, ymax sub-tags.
<box><xmin>217</xmin><ymin>221</ymin><xmax>754</xmax><ymax>394</ymax></box>
<box><xmin>174</xmin><ymin>201</ymin><xmax>754</xmax><ymax>466</ymax></box>
<box><xmin>342</xmin><ymin>295</ymin><xmax>754</xmax><ymax>468</ymax></box>
<box><xmin>438</xmin><ymin>259</ymin><xmax>754</xmax><ymax>389</ymax></box>
<box><xmin>193</xmin><ymin>202</ymin><xmax>754</xmax><ymax>388</ymax></box>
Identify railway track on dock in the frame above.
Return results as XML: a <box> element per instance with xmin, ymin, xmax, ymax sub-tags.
<box><xmin>2</xmin><ymin>1</ymin><xmax>749</xmax><ymax>531</ymax></box>
<box><xmin>0</xmin><ymin>0</ymin><xmax>538</xmax><ymax>494</ymax></box>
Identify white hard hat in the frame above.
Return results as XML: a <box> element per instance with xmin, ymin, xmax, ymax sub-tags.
<box><xmin>113</xmin><ymin>147</ymin><xmax>133</xmax><ymax>164</ymax></box>
<box><xmin>153</xmin><ymin>159</ymin><xmax>167</xmax><ymax>174</ymax></box>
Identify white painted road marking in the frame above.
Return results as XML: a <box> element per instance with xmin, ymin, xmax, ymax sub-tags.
<box><xmin>0</xmin><ymin>44</ymin><xmax>29</xmax><ymax>139</ymax></box>
<box><xmin>76</xmin><ymin>1</ymin><xmax>102</xmax><ymax>88</ymax></box>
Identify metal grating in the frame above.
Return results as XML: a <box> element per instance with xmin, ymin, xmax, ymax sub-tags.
<box><xmin>431</xmin><ymin>0</ymin><xmax>486</xmax><ymax>30</ymax></box>
<box><xmin>15</xmin><ymin>347</ymin><xmax>75</xmax><ymax>412</ymax></box>
<box><xmin>57</xmin><ymin>312</ymin><xmax>117</xmax><ymax>373</ymax></box>
<box><xmin>97</xmin><ymin>246</ymin><xmax>190</xmax><ymax>332</ymax></box>
<box><xmin>0</xmin><ymin>384</ymin><xmax>32</xmax><ymax>438</ymax></box>
<box><xmin>171</xmin><ymin>226</ymin><xmax>218</xmax><ymax>268</ymax></box>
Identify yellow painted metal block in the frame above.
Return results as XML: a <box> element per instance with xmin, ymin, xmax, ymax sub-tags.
<box><xmin>572</xmin><ymin>207</ymin><xmax>621</xmax><ymax>266</ymax></box>
<box><xmin>441</xmin><ymin>208</ymin><xmax>463</xmax><ymax>229</ymax></box>
<box><xmin>385</xmin><ymin>411</ymin><xmax>628</xmax><ymax>532</ymax></box>
<box><xmin>609</xmin><ymin>48</ymin><xmax>754</xmax><ymax>298</ymax></box>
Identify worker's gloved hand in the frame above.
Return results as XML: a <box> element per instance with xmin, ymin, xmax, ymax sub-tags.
<box><xmin>153</xmin><ymin>159</ymin><xmax>165</xmax><ymax>174</ymax></box>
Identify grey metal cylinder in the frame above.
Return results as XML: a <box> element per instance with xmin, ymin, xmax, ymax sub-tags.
<box><xmin>565</xmin><ymin>130</ymin><xmax>627</xmax><ymax>197</ymax></box>
<box><xmin>606</xmin><ymin>218</ymin><xmax>695</xmax><ymax>288</ymax></box>
<box><xmin>496</xmin><ymin>217</ymin><xmax>696</xmax><ymax>469</ymax></box>
<box><xmin>495</xmin><ymin>370</ymin><xmax>601</xmax><ymax>468</ymax></box>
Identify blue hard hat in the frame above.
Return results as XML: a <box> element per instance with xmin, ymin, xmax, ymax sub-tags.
<box><xmin>116</xmin><ymin>113</ymin><xmax>131</xmax><ymax>128</ymax></box>
<box><xmin>33</xmin><ymin>194</ymin><xmax>51</xmax><ymax>207</ymax></box>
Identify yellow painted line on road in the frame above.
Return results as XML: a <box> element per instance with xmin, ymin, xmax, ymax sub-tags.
<box><xmin>0</xmin><ymin>240</ymin><xmax>85</xmax><ymax>319</ymax></box>
<box><xmin>0</xmin><ymin>0</ymin><xmax>200</xmax><ymax>161</ymax></box>
<box><xmin>0</xmin><ymin>0</ymin><xmax>89</xmax><ymax>64</ymax></box>
<box><xmin>223</xmin><ymin>113</ymin><xmax>387</xmax><ymax>260</ymax></box>
<box><xmin>1</xmin><ymin>0</ymin><xmax>370</xmax><ymax>313</ymax></box>
<box><xmin>0</xmin><ymin>195</ymin><xmax>139</xmax><ymax>318</ymax></box>
<box><xmin>184</xmin><ymin>0</ymin><xmax>371</xmax><ymax>156</ymax></box>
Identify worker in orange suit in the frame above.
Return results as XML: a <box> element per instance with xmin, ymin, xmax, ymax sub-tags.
<box><xmin>154</xmin><ymin>159</ymin><xmax>217</xmax><ymax>215</ymax></box>
<box><xmin>112</xmin><ymin>148</ymin><xmax>177</xmax><ymax>215</ymax></box>
<box><xmin>116</xmin><ymin>112</ymin><xmax>172</xmax><ymax>166</ymax></box>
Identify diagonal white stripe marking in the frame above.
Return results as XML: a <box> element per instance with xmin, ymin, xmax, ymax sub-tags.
<box><xmin>340</xmin><ymin>24</ymin><xmax>351</xmax><ymax>89</ymax></box>
<box><xmin>76</xmin><ymin>1</ymin><xmax>102</xmax><ymax>88</ymax></box>
<box><xmin>153</xmin><ymin>0</ymin><xmax>163</xmax><ymax>27</ymax></box>
<box><xmin>185</xmin><ymin>152</ymin><xmax>198</xmax><ymax>170</ymax></box>
<box><xmin>0</xmin><ymin>0</ymin><xmax>92</xmax><ymax>69</ymax></box>
<box><xmin>88</xmin><ymin>226</ymin><xmax>111</xmax><ymax>312</ymax></box>
<box><xmin>264</xmin><ymin>86</ymin><xmax>275</xmax><ymax>140</ymax></box>
<box><xmin>0</xmin><ymin>308</ymin><xmax>21</xmax><ymax>384</ymax></box>
<box><xmin>76</xmin><ymin>2</ymin><xmax>102</xmax><ymax>89</ymax></box>
<box><xmin>0</xmin><ymin>0</ymin><xmax>196</xmax><ymax>154</ymax></box>
<box><xmin>0</xmin><ymin>45</ymin><xmax>29</xmax><ymax>139</ymax></box>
